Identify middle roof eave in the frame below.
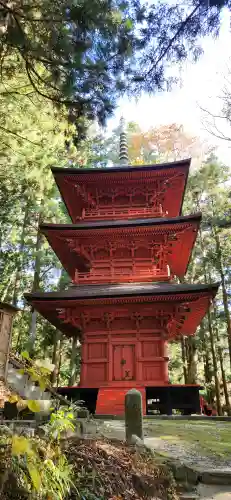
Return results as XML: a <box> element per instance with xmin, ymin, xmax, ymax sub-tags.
<box><xmin>40</xmin><ymin>212</ymin><xmax>202</xmax><ymax>232</ymax></box>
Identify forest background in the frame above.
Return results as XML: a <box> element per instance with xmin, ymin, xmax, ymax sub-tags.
<box><xmin>0</xmin><ymin>0</ymin><xmax>231</xmax><ymax>415</ymax></box>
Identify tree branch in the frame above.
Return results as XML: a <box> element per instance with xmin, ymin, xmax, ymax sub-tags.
<box><xmin>0</xmin><ymin>125</ymin><xmax>40</xmax><ymax>145</ymax></box>
<box><xmin>28</xmin><ymin>62</ymin><xmax>62</xmax><ymax>94</ymax></box>
<box><xmin>200</xmin><ymin>105</ymin><xmax>228</xmax><ymax>121</ymax></box>
<box><xmin>0</xmin><ymin>2</ymin><xmax>63</xmax><ymax>22</ymax></box>
<box><xmin>39</xmin><ymin>265</ymin><xmax>55</xmax><ymax>279</ymax></box>
<box><xmin>144</xmin><ymin>3</ymin><xmax>201</xmax><ymax>78</ymax></box>
<box><xmin>24</xmin><ymin>60</ymin><xmax>89</xmax><ymax>108</ymax></box>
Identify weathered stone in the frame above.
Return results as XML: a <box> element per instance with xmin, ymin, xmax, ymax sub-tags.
<box><xmin>200</xmin><ymin>469</ymin><xmax>231</xmax><ymax>485</ymax></box>
<box><xmin>179</xmin><ymin>494</ymin><xmax>199</xmax><ymax>500</ymax></box>
<box><xmin>130</xmin><ymin>434</ymin><xmax>144</xmax><ymax>446</ymax></box>
<box><xmin>197</xmin><ymin>483</ymin><xmax>231</xmax><ymax>498</ymax></box>
<box><xmin>170</xmin><ymin>461</ymin><xmax>199</xmax><ymax>485</ymax></box>
<box><xmin>177</xmin><ymin>482</ymin><xmax>197</xmax><ymax>493</ymax></box>
<box><xmin>125</xmin><ymin>389</ymin><xmax>143</xmax><ymax>444</ymax></box>
<box><xmin>76</xmin><ymin>408</ymin><xmax>89</xmax><ymax>418</ymax></box>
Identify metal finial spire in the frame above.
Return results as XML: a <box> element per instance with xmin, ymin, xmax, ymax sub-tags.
<box><xmin>119</xmin><ymin>116</ymin><xmax>129</xmax><ymax>165</ymax></box>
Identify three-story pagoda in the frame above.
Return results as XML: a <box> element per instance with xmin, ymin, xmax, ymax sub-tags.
<box><xmin>25</xmin><ymin>149</ymin><xmax>218</xmax><ymax>415</ymax></box>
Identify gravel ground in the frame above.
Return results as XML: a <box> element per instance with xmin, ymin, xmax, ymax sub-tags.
<box><xmin>85</xmin><ymin>419</ymin><xmax>231</xmax><ymax>499</ymax></box>
<box><xmin>95</xmin><ymin>420</ymin><xmax>231</xmax><ymax>472</ymax></box>
<box><xmin>197</xmin><ymin>484</ymin><xmax>231</xmax><ymax>499</ymax></box>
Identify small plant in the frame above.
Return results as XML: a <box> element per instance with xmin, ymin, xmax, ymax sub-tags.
<box><xmin>20</xmin><ymin>351</ymin><xmax>55</xmax><ymax>405</ymax></box>
<box><xmin>0</xmin><ymin>354</ymin><xmax>79</xmax><ymax>499</ymax></box>
<box><xmin>42</xmin><ymin>406</ymin><xmax>76</xmax><ymax>441</ymax></box>
<box><xmin>11</xmin><ymin>430</ymin><xmax>74</xmax><ymax>499</ymax></box>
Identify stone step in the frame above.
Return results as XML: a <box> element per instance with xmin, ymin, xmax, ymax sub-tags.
<box><xmin>199</xmin><ymin>469</ymin><xmax>231</xmax><ymax>486</ymax></box>
<box><xmin>179</xmin><ymin>494</ymin><xmax>199</xmax><ymax>500</ymax></box>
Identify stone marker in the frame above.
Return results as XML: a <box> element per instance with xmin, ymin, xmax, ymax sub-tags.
<box><xmin>125</xmin><ymin>388</ymin><xmax>143</xmax><ymax>444</ymax></box>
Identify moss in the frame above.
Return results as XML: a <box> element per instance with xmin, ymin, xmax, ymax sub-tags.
<box><xmin>145</xmin><ymin>420</ymin><xmax>231</xmax><ymax>458</ymax></box>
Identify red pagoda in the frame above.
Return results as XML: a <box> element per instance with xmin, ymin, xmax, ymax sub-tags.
<box><xmin>25</xmin><ymin>132</ymin><xmax>218</xmax><ymax>415</ymax></box>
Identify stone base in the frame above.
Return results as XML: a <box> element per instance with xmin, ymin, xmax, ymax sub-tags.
<box><xmin>146</xmin><ymin>385</ymin><xmax>201</xmax><ymax>415</ymax></box>
<box><xmin>58</xmin><ymin>384</ymin><xmax>201</xmax><ymax>416</ymax></box>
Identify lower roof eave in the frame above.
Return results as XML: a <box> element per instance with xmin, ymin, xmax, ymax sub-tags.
<box><xmin>25</xmin><ymin>281</ymin><xmax>220</xmax><ymax>303</ymax></box>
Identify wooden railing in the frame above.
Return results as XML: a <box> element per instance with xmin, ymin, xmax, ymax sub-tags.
<box><xmin>82</xmin><ymin>204</ymin><xmax>165</xmax><ymax>220</ymax></box>
<box><xmin>75</xmin><ymin>265</ymin><xmax>171</xmax><ymax>284</ymax></box>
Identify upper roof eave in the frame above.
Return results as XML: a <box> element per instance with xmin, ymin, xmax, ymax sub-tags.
<box><xmin>51</xmin><ymin>158</ymin><xmax>191</xmax><ymax>176</ymax></box>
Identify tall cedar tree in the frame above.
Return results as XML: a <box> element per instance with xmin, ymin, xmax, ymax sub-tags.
<box><xmin>0</xmin><ymin>0</ymin><xmax>229</xmax><ymax>140</ymax></box>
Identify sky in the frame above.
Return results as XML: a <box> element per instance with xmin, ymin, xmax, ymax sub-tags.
<box><xmin>108</xmin><ymin>8</ymin><xmax>231</xmax><ymax>166</ymax></box>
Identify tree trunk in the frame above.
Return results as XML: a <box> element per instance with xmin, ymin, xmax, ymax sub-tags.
<box><xmin>199</xmin><ymin>322</ymin><xmax>213</xmax><ymax>400</ymax></box>
<box><xmin>207</xmin><ymin>309</ymin><xmax>222</xmax><ymax>415</ymax></box>
<box><xmin>1</xmin><ymin>273</ymin><xmax>17</xmax><ymax>302</ymax></box>
<box><xmin>218</xmin><ymin>345</ymin><xmax>231</xmax><ymax>415</ymax></box>
<box><xmin>12</xmin><ymin>204</ymin><xmax>29</xmax><ymax>306</ymax></box>
<box><xmin>212</xmin><ymin>302</ymin><xmax>231</xmax><ymax>415</ymax></box>
<box><xmin>50</xmin><ymin>270</ymin><xmax>67</xmax><ymax>384</ymax></box>
<box><xmin>195</xmin><ymin>221</ymin><xmax>222</xmax><ymax>414</ymax></box>
<box><xmin>27</xmin><ymin>211</ymin><xmax>43</xmax><ymax>355</ymax></box>
<box><xmin>186</xmin><ymin>337</ymin><xmax>197</xmax><ymax>384</ymax></box>
<box><xmin>178</xmin><ymin>278</ymin><xmax>197</xmax><ymax>384</ymax></box>
<box><xmin>212</xmin><ymin>226</ymin><xmax>231</xmax><ymax>370</ymax></box>
<box><xmin>51</xmin><ymin>330</ymin><xmax>62</xmax><ymax>385</ymax></box>
<box><xmin>68</xmin><ymin>336</ymin><xmax>78</xmax><ymax>386</ymax></box>
<box><xmin>181</xmin><ymin>336</ymin><xmax>187</xmax><ymax>383</ymax></box>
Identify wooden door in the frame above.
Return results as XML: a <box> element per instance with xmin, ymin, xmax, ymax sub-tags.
<box><xmin>113</xmin><ymin>345</ymin><xmax>135</xmax><ymax>381</ymax></box>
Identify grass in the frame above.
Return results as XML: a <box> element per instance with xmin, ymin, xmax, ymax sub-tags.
<box><xmin>144</xmin><ymin>420</ymin><xmax>231</xmax><ymax>458</ymax></box>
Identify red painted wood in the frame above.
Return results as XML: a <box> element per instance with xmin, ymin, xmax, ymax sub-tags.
<box><xmin>30</xmin><ymin>285</ymin><xmax>217</xmax><ymax>413</ymax></box>
<box><xmin>96</xmin><ymin>387</ymin><xmax>146</xmax><ymax>415</ymax></box>
<box><xmin>41</xmin><ymin>218</ymin><xmax>200</xmax><ymax>284</ymax></box>
<box><xmin>51</xmin><ymin>293</ymin><xmax>213</xmax><ymax>339</ymax></box>
<box><xmin>53</xmin><ymin>163</ymin><xmax>189</xmax><ymax>223</ymax></box>
<box><xmin>26</xmin><ymin>159</ymin><xmax>219</xmax><ymax>415</ymax></box>
<box><xmin>113</xmin><ymin>345</ymin><xmax>135</xmax><ymax>381</ymax></box>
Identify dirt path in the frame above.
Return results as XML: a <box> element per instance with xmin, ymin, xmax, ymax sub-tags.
<box><xmin>96</xmin><ymin>420</ymin><xmax>231</xmax><ymax>472</ymax></box>
<box><xmin>197</xmin><ymin>484</ymin><xmax>231</xmax><ymax>499</ymax></box>
<box><xmin>144</xmin><ymin>436</ymin><xmax>231</xmax><ymax>471</ymax></box>
<box><xmin>89</xmin><ymin>419</ymin><xmax>231</xmax><ymax>498</ymax></box>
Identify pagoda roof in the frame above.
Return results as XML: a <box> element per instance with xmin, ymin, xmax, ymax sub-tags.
<box><xmin>25</xmin><ymin>282</ymin><xmax>219</xmax><ymax>302</ymax></box>
<box><xmin>25</xmin><ymin>282</ymin><xmax>219</xmax><ymax>340</ymax></box>
<box><xmin>41</xmin><ymin>212</ymin><xmax>201</xmax><ymax>231</ymax></box>
<box><xmin>51</xmin><ymin>158</ymin><xmax>191</xmax><ymax>175</ymax></box>
<box><xmin>40</xmin><ymin>213</ymin><xmax>201</xmax><ymax>281</ymax></box>
<box><xmin>52</xmin><ymin>159</ymin><xmax>190</xmax><ymax>222</ymax></box>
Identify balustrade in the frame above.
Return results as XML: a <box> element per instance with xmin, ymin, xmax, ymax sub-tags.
<box><xmin>74</xmin><ymin>261</ymin><xmax>171</xmax><ymax>284</ymax></box>
<box><xmin>81</xmin><ymin>204</ymin><xmax>165</xmax><ymax>221</ymax></box>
